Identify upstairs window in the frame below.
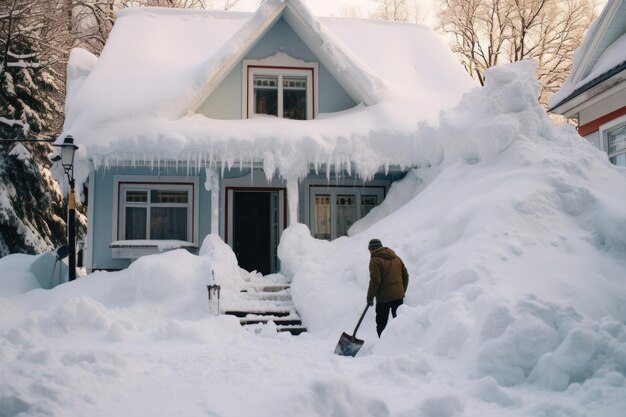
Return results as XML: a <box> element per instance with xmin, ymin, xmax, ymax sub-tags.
<box><xmin>244</xmin><ymin>54</ymin><xmax>317</xmax><ymax>120</ymax></box>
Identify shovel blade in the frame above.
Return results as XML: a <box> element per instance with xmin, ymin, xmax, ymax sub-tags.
<box><xmin>334</xmin><ymin>332</ymin><xmax>365</xmax><ymax>357</ymax></box>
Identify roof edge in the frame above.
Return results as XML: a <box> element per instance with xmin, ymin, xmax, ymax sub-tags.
<box><xmin>549</xmin><ymin>61</ymin><xmax>626</xmax><ymax>114</ymax></box>
<box><xmin>568</xmin><ymin>0</ymin><xmax>622</xmax><ymax>85</ymax></box>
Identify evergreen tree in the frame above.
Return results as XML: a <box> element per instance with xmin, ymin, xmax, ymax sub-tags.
<box><xmin>0</xmin><ymin>0</ymin><xmax>70</xmax><ymax>256</ymax></box>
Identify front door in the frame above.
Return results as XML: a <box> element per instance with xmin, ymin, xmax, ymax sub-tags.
<box><xmin>232</xmin><ymin>191</ymin><xmax>280</xmax><ymax>275</ymax></box>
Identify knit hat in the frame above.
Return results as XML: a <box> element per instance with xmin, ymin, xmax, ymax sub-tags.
<box><xmin>368</xmin><ymin>239</ymin><xmax>382</xmax><ymax>251</ymax></box>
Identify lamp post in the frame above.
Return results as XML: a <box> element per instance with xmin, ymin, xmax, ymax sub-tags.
<box><xmin>56</xmin><ymin>135</ymin><xmax>78</xmax><ymax>281</ymax></box>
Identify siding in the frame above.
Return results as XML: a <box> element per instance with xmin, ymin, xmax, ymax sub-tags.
<box><xmin>580</xmin><ymin>88</ymin><xmax>626</xmax><ymax>125</ymax></box>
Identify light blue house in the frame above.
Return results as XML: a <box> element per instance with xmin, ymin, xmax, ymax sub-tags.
<box><xmin>60</xmin><ymin>0</ymin><xmax>474</xmax><ymax>274</ymax></box>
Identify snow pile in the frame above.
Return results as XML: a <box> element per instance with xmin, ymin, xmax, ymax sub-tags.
<box><xmin>1</xmin><ymin>61</ymin><xmax>626</xmax><ymax>416</ymax></box>
<box><xmin>0</xmin><ymin>254</ymin><xmax>43</xmax><ymax>297</ymax></box>
<box><xmin>281</xmin><ymin>61</ymin><xmax>626</xmax><ymax>398</ymax></box>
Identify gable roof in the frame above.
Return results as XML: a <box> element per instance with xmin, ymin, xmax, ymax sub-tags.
<box><xmin>184</xmin><ymin>0</ymin><xmax>385</xmax><ymax>116</ymax></box>
<box><xmin>549</xmin><ymin>0</ymin><xmax>626</xmax><ymax>112</ymax></box>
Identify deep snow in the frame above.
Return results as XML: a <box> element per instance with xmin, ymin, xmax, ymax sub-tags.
<box><xmin>2</xmin><ymin>62</ymin><xmax>626</xmax><ymax>417</ymax></box>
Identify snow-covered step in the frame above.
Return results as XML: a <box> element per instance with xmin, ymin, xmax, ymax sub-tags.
<box><xmin>224</xmin><ymin>309</ymin><xmax>293</xmax><ymax>318</ymax></box>
<box><xmin>243</xmin><ymin>284</ymin><xmax>290</xmax><ymax>293</ymax></box>
<box><xmin>243</xmin><ymin>323</ymin><xmax>307</xmax><ymax>336</ymax></box>
<box><xmin>224</xmin><ymin>281</ymin><xmax>307</xmax><ymax>336</ymax></box>
<box><xmin>224</xmin><ymin>300</ymin><xmax>295</xmax><ymax>313</ymax></box>
<box><xmin>244</xmin><ymin>289</ymin><xmax>291</xmax><ymax>302</ymax></box>
<box><xmin>239</xmin><ymin>316</ymin><xmax>302</xmax><ymax>326</ymax></box>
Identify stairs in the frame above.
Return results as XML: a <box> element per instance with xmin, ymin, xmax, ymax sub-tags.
<box><xmin>224</xmin><ymin>283</ymin><xmax>307</xmax><ymax>336</ymax></box>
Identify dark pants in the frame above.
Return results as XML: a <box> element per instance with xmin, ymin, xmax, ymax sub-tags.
<box><xmin>375</xmin><ymin>298</ymin><xmax>403</xmax><ymax>337</ymax></box>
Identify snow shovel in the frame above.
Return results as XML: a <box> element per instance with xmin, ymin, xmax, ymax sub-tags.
<box><xmin>334</xmin><ymin>304</ymin><xmax>370</xmax><ymax>357</ymax></box>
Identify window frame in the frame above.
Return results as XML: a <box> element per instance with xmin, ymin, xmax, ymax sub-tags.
<box><xmin>606</xmin><ymin>124</ymin><xmax>626</xmax><ymax>166</ymax></box>
<box><xmin>308</xmin><ymin>185</ymin><xmax>385</xmax><ymax>240</ymax></box>
<box><xmin>243</xmin><ymin>54</ymin><xmax>318</xmax><ymax>120</ymax></box>
<box><xmin>112</xmin><ymin>176</ymin><xmax>199</xmax><ymax>244</ymax></box>
<box><xmin>600</xmin><ymin>115</ymin><xmax>626</xmax><ymax>167</ymax></box>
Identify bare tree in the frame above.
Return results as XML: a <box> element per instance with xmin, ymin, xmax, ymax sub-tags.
<box><xmin>67</xmin><ymin>1</ymin><xmax>117</xmax><ymax>53</ymax></box>
<box><xmin>437</xmin><ymin>0</ymin><xmax>597</xmax><ymax>105</ymax></box>
<box><xmin>123</xmin><ymin>0</ymin><xmax>211</xmax><ymax>8</ymax></box>
<box><xmin>370</xmin><ymin>0</ymin><xmax>421</xmax><ymax>23</ymax></box>
<box><xmin>221</xmin><ymin>0</ymin><xmax>241</xmax><ymax>11</ymax></box>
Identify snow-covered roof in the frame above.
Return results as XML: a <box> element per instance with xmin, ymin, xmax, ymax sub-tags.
<box><xmin>549</xmin><ymin>0</ymin><xmax>626</xmax><ymax>111</ymax></box>
<box><xmin>60</xmin><ymin>0</ymin><xmax>475</xmax><ymax>184</ymax></box>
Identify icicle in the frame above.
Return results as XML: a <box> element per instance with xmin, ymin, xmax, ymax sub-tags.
<box><xmin>204</xmin><ymin>166</ymin><xmax>211</xmax><ymax>191</ymax></box>
<box><xmin>326</xmin><ymin>159</ymin><xmax>331</xmax><ymax>180</ymax></box>
<box><xmin>210</xmin><ymin>168</ymin><xmax>220</xmax><ymax>233</ymax></box>
<box><xmin>286</xmin><ymin>178</ymin><xmax>298</xmax><ymax>227</ymax></box>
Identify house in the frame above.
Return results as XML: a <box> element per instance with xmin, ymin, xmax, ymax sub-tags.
<box><xmin>549</xmin><ymin>0</ymin><xmax>626</xmax><ymax>166</ymax></box>
<box><xmin>59</xmin><ymin>0</ymin><xmax>474</xmax><ymax>274</ymax></box>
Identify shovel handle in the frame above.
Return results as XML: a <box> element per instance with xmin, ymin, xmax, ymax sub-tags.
<box><xmin>352</xmin><ymin>304</ymin><xmax>370</xmax><ymax>337</ymax></box>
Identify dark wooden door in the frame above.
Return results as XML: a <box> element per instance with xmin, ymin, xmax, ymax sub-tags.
<box><xmin>233</xmin><ymin>191</ymin><xmax>271</xmax><ymax>275</ymax></box>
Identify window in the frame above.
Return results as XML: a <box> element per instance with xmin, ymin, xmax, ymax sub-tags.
<box><xmin>336</xmin><ymin>194</ymin><xmax>356</xmax><ymax>237</ymax></box>
<box><xmin>244</xmin><ymin>55</ymin><xmax>317</xmax><ymax>120</ymax></box>
<box><xmin>310</xmin><ymin>187</ymin><xmax>384</xmax><ymax>240</ymax></box>
<box><xmin>118</xmin><ymin>183</ymin><xmax>194</xmax><ymax>242</ymax></box>
<box><xmin>607</xmin><ymin>124</ymin><xmax>626</xmax><ymax>167</ymax></box>
<box><xmin>253</xmin><ymin>75</ymin><xmax>278</xmax><ymax>116</ymax></box>
<box><xmin>314</xmin><ymin>195</ymin><xmax>331</xmax><ymax>240</ymax></box>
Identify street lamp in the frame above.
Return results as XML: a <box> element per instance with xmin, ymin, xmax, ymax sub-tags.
<box><xmin>55</xmin><ymin>135</ymin><xmax>78</xmax><ymax>281</ymax></box>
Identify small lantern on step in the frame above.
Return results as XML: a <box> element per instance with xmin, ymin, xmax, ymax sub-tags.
<box><xmin>207</xmin><ymin>270</ymin><xmax>221</xmax><ymax>316</ymax></box>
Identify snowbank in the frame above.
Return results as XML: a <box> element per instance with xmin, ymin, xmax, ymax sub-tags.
<box><xmin>0</xmin><ymin>254</ymin><xmax>43</xmax><ymax>297</ymax></box>
<box><xmin>281</xmin><ymin>61</ymin><xmax>626</xmax><ymax>402</ymax></box>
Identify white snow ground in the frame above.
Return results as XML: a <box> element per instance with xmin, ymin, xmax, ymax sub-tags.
<box><xmin>2</xmin><ymin>62</ymin><xmax>626</xmax><ymax>417</ymax></box>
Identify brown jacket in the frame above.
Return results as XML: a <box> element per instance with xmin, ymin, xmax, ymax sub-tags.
<box><xmin>367</xmin><ymin>247</ymin><xmax>409</xmax><ymax>304</ymax></box>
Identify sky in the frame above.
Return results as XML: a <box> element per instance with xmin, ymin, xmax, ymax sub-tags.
<box><xmin>226</xmin><ymin>0</ymin><xmax>438</xmax><ymax>24</ymax></box>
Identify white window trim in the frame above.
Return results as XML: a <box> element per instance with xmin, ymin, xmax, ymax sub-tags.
<box><xmin>242</xmin><ymin>52</ymin><xmax>319</xmax><ymax>120</ymax></box>
<box><xmin>112</xmin><ymin>175</ymin><xmax>200</xmax><ymax>246</ymax></box>
<box><xmin>308</xmin><ymin>185</ymin><xmax>385</xmax><ymax>240</ymax></box>
<box><xmin>599</xmin><ymin>114</ymin><xmax>626</xmax><ymax>151</ymax></box>
<box><xmin>599</xmin><ymin>114</ymin><xmax>626</xmax><ymax>164</ymax></box>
